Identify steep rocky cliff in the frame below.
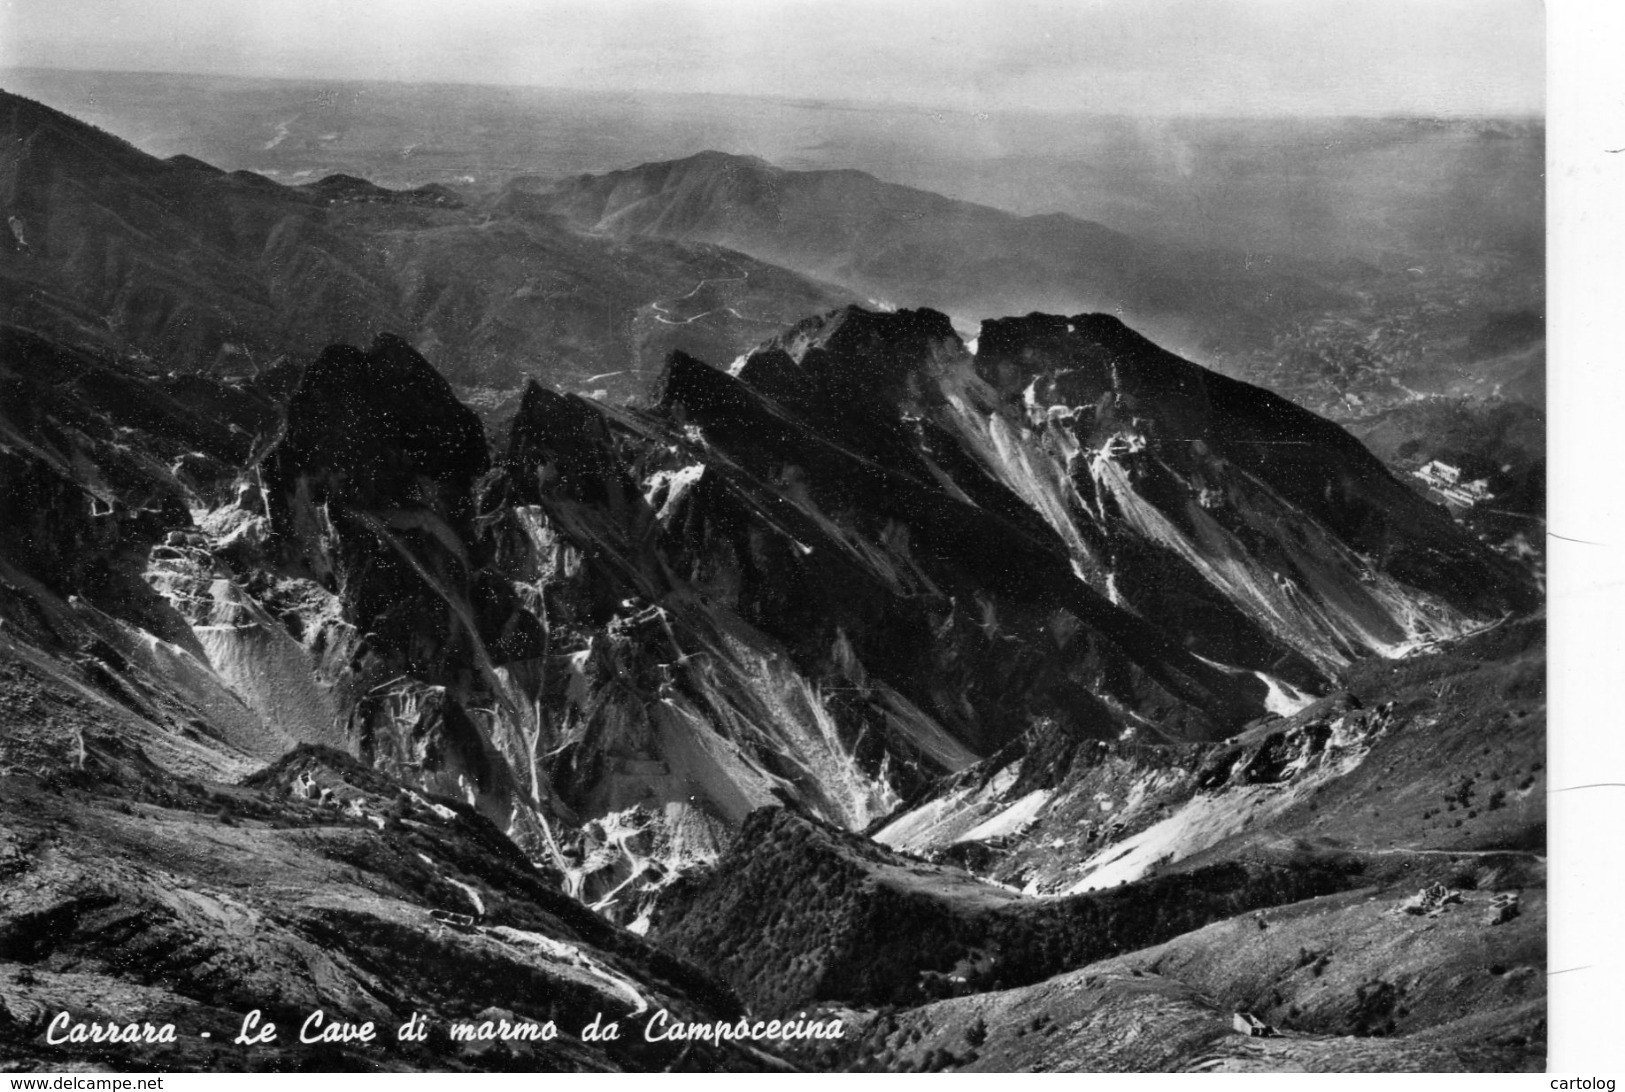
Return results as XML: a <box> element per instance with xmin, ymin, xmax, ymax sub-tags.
<box><xmin>75</xmin><ymin>303</ymin><xmax>1522</xmax><ymax>922</ymax></box>
<box><xmin>650</xmin><ymin>621</ymin><xmax>1546</xmax><ymax>1070</ymax></box>
<box><xmin>0</xmin><ymin>301</ymin><xmax>1541</xmax><ymax>1069</ymax></box>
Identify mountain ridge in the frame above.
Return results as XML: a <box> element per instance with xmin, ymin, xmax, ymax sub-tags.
<box><xmin>0</xmin><ymin>89</ymin><xmax>860</xmax><ymax>402</ymax></box>
<box><xmin>528</xmin><ymin>149</ymin><xmax>1348</xmax><ymax>357</ymax></box>
<box><xmin>0</xmin><ymin>81</ymin><xmax>1545</xmax><ymax>1072</ymax></box>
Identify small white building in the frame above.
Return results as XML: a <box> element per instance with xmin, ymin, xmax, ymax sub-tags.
<box><xmin>1413</xmin><ymin>460</ymin><xmax>1494</xmax><ymax>510</ymax></box>
<box><xmin>1417</xmin><ymin>460</ymin><xmax>1461</xmax><ymax>486</ymax></box>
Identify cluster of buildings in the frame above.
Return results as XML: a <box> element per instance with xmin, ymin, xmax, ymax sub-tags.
<box><xmin>1412</xmin><ymin>460</ymin><xmax>1493</xmax><ymax>512</ymax></box>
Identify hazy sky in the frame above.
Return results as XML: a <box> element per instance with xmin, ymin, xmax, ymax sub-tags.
<box><xmin>1</xmin><ymin>0</ymin><xmax>1544</xmax><ymax>116</ymax></box>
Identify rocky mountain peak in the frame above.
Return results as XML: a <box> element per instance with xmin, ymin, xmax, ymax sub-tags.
<box><xmin>266</xmin><ymin>333</ymin><xmax>489</xmax><ymax>517</ymax></box>
<box><xmin>737</xmin><ymin>305</ymin><xmax>967</xmax><ymax>416</ymax></box>
<box><xmin>502</xmin><ymin>379</ymin><xmax>627</xmax><ymax>506</ymax></box>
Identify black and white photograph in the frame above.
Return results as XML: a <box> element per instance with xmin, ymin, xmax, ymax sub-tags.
<box><xmin>0</xmin><ymin>0</ymin><xmax>1590</xmax><ymax>1076</ymax></box>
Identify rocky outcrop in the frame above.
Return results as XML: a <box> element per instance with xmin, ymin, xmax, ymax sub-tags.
<box><xmin>206</xmin><ymin>306</ymin><xmax>1535</xmax><ymax>922</ymax></box>
<box><xmin>0</xmin><ymin>325</ymin><xmax>310</xmax><ymax>779</ymax></box>
<box><xmin>0</xmin><ymin>301</ymin><xmax>1540</xmax><ymax>926</ymax></box>
<box><xmin>0</xmin><ymin>744</ymin><xmax>767</xmax><ymax>1072</ymax></box>
<box><xmin>646</xmin><ymin>622</ymin><xmax>1546</xmax><ymax>1068</ymax></box>
<box><xmin>968</xmin><ymin>313</ymin><xmax>1535</xmax><ymax>666</ymax></box>
<box><xmin>872</xmin><ymin>618</ymin><xmax>1546</xmax><ymax>895</ymax></box>
<box><xmin>252</xmin><ymin>333</ymin><xmax>554</xmax><ymax>855</ymax></box>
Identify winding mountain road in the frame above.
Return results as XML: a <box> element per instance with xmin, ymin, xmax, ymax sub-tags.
<box><xmin>648</xmin><ymin>260</ymin><xmax>751</xmax><ymax>326</ymax></box>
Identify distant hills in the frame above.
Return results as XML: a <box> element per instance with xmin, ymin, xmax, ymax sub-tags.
<box><xmin>1</xmin><ymin>83</ymin><xmax>1544</xmax><ymax>448</ymax></box>
<box><xmin>527</xmin><ymin>150</ymin><xmax>1348</xmax><ymax>357</ymax></box>
<box><xmin>0</xmin><ymin>68</ymin><xmax>1543</xmax><ymax>267</ymax></box>
<box><xmin>0</xmin><ymin>89</ymin><xmax>857</xmax><ymax>403</ymax></box>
